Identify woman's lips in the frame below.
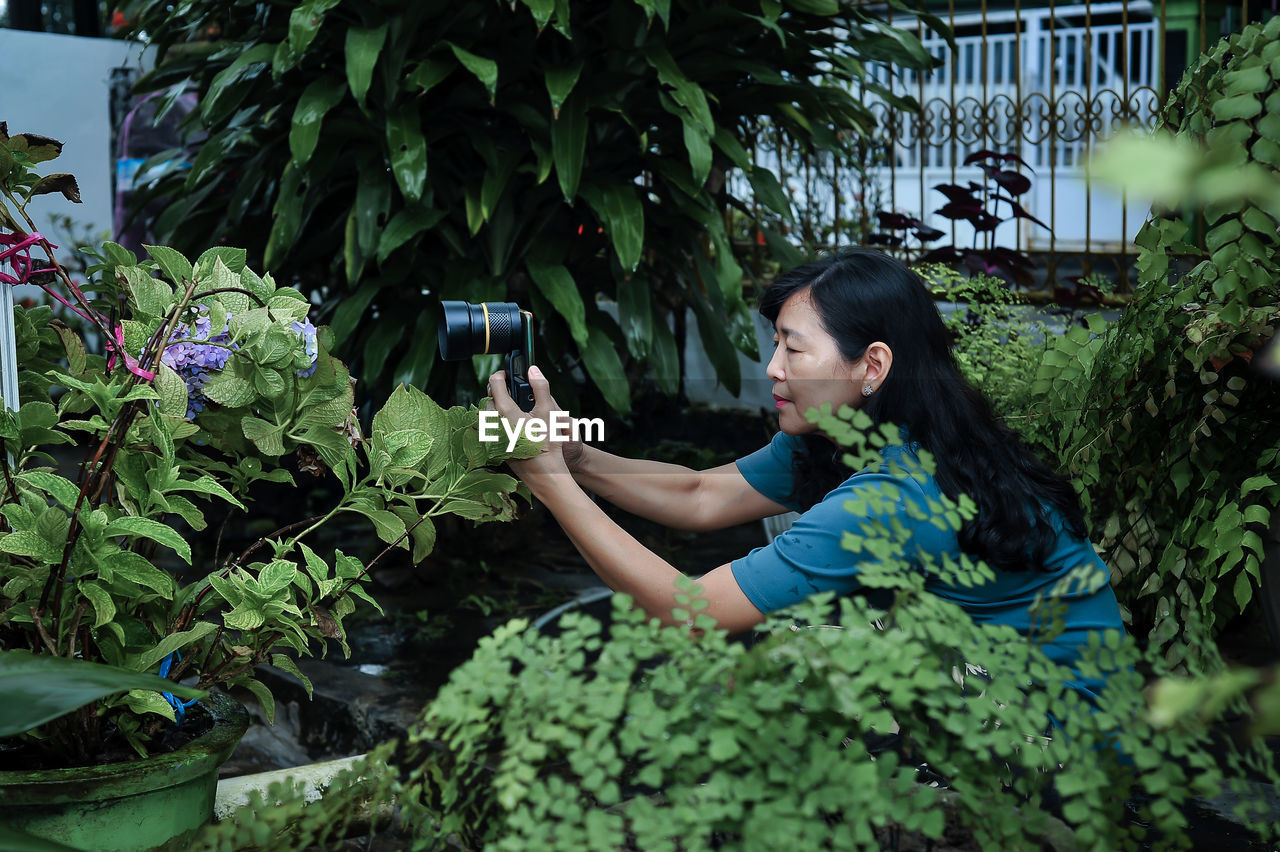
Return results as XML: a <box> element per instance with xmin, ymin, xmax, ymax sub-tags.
<box><xmin>773</xmin><ymin>394</ymin><xmax>790</xmax><ymax>409</ymax></box>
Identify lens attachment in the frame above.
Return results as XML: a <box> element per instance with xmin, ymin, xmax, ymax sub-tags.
<box><xmin>437</xmin><ymin>301</ymin><xmax>536</xmax><ymax>412</ymax></box>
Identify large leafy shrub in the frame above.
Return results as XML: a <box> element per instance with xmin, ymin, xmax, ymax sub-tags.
<box><xmin>1030</xmin><ymin>17</ymin><xmax>1280</xmax><ymax>663</ymax></box>
<box><xmin>187</xmin><ymin>408</ymin><xmax>1280</xmax><ymax>851</ymax></box>
<box><xmin>116</xmin><ymin>0</ymin><xmax>946</xmax><ymax>412</ymax></box>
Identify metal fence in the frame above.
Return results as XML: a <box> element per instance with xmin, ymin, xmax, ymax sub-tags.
<box><xmin>737</xmin><ymin>0</ymin><xmax>1276</xmax><ymax>296</ymax></box>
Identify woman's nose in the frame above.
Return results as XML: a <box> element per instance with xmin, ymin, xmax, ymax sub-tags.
<box><xmin>766</xmin><ymin>347</ymin><xmax>785</xmax><ymax>381</ymax></box>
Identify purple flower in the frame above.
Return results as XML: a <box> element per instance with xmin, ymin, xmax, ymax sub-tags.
<box><xmin>159</xmin><ymin>305</ymin><xmax>237</xmax><ymax>419</ymax></box>
<box><xmin>292</xmin><ymin>318</ymin><xmax>318</xmax><ymax>379</ymax></box>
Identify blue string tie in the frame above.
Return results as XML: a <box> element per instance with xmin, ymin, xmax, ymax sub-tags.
<box><xmin>158</xmin><ymin>650</ymin><xmax>199</xmax><ymax>723</ymax></box>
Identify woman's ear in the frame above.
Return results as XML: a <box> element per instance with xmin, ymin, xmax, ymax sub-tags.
<box><xmin>861</xmin><ymin>342</ymin><xmax>893</xmax><ymax>388</ymax></box>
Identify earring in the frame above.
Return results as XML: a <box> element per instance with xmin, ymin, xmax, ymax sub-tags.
<box><xmin>862</xmin><ymin>384</ymin><xmax>874</xmax><ymax>397</ymax></box>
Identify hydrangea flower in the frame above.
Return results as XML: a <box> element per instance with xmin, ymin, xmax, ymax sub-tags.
<box><xmin>292</xmin><ymin>318</ymin><xmax>318</xmax><ymax>379</ymax></box>
<box><xmin>160</xmin><ymin>305</ymin><xmax>236</xmax><ymax>419</ymax></box>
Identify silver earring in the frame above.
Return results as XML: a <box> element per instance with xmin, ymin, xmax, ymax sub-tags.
<box><xmin>862</xmin><ymin>384</ymin><xmax>874</xmax><ymax>397</ymax></box>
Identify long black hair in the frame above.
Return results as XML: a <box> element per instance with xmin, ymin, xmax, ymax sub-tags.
<box><xmin>759</xmin><ymin>249</ymin><xmax>1086</xmax><ymax>574</ymax></box>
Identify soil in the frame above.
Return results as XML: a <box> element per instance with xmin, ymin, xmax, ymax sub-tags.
<box><xmin>0</xmin><ymin>703</ymin><xmax>213</xmax><ymax>772</ymax></box>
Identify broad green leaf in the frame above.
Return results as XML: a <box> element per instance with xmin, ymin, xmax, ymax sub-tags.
<box><xmin>405</xmin><ymin>56</ymin><xmax>456</xmax><ymax>94</ymax></box>
<box><xmin>202</xmin><ymin>370</ymin><xmax>256</xmax><ymax>408</ymax></box>
<box><xmin>242</xmin><ymin>416</ymin><xmax>287</xmax><ymax>456</ymax></box>
<box><xmin>0</xmin><ymin>651</ymin><xmax>204</xmax><ymax>738</ymax></box>
<box><xmin>584</xmin><ymin>184</ymin><xmax>645</xmax><ymax>273</ymax></box>
<box><xmin>265</xmin><ymin>163</ymin><xmax>307</xmax><ymax>269</ymax></box>
<box><xmin>521</xmin><ymin>0</ymin><xmax>556</xmax><ymax>28</ymax></box>
<box><xmin>649</xmin><ymin>306</ymin><xmax>680</xmax><ymax>396</ymax></box>
<box><xmin>581</xmin><ymin>325</ymin><xmax>631</xmax><ymax>414</ymax></box>
<box><xmin>377</xmin><ymin>206</ymin><xmax>446</xmax><ymax>263</ymax></box>
<box><xmin>617</xmin><ymin>274</ymin><xmax>653</xmax><ymax>360</ymax></box>
<box><xmin>785</xmin><ymin>0</ymin><xmax>839</xmax><ymax>14</ymax></box>
<box><xmin>20</xmin><ymin>471</ymin><xmax>80</xmax><ymax>511</ymax></box>
<box><xmin>527</xmin><ymin>262</ymin><xmax>589</xmax><ymax>348</ymax></box>
<box><xmin>0</xmin><ymin>530</ymin><xmax>63</xmax><ymax>564</ymax></box>
<box><xmin>447</xmin><ymin>42</ymin><xmax>499</xmax><ymax>103</ymax></box>
<box><xmin>545</xmin><ymin>61</ymin><xmax>583</xmax><ymax>116</ymax></box>
<box><xmin>645</xmin><ymin>48</ymin><xmax>714</xmax><ymax>133</ymax></box>
<box><xmin>105</xmin><ymin>516</ymin><xmax>193</xmax><ymax>564</ymax></box>
<box><xmin>78</xmin><ymin>581</ymin><xmax>115</xmax><ymax>628</ymax></box>
<box><xmin>748</xmin><ymin>166</ymin><xmax>793</xmax><ymax>220</ymax></box>
<box><xmin>123</xmin><ymin>688</ymin><xmax>177</xmax><ymax>722</ymax></box>
<box><xmin>290</xmin><ymin>76</ymin><xmax>347</xmax><ymax>166</ymax></box>
<box><xmin>387</xmin><ymin>107</ymin><xmax>428</xmax><ymax>203</ymax></box>
<box><xmin>345</xmin><ymin>24</ymin><xmax>388</xmax><ymax>107</ymax></box>
<box><xmin>154</xmin><ymin>363</ymin><xmax>189</xmax><ymax>418</ymax></box>
<box><xmin>288</xmin><ymin>0</ymin><xmax>342</xmax><ymax>57</ymax></box>
<box><xmin>142</xmin><ymin>245</ymin><xmax>192</xmax><ymax>287</ymax></box>
<box><xmin>682</xmin><ymin>117</ymin><xmax>712</xmax><ymax>189</ymax></box>
<box><xmin>552</xmin><ymin>90</ymin><xmax>587</xmax><ymax>200</ymax></box>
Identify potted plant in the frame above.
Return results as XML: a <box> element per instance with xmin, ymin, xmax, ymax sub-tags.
<box><xmin>0</xmin><ymin>125</ymin><xmax>534</xmax><ymax>850</ymax></box>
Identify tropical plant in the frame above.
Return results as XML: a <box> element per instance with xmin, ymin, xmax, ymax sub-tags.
<box><xmin>873</xmin><ymin>149</ymin><xmax>1049</xmax><ymax>287</ymax></box>
<box><xmin>114</xmin><ymin>0</ymin><xmax>948</xmax><ymax>412</ymax></box>
<box><xmin>0</xmin><ymin>129</ymin><xmax>535</xmax><ymax>765</ymax></box>
<box><xmin>184</xmin><ymin>406</ymin><xmax>1280</xmax><ymax>851</ymax></box>
<box><xmin>1030</xmin><ymin>16</ymin><xmax>1280</xmax><ymax>663</ymax></box>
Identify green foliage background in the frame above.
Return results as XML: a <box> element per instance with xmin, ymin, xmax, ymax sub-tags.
<box><xmin>116</xmin><ymin>0</ymin><xmax>946</xmax><ymax>413</ymax></box>
<box><xmin>1028</xmin><ymin>16</ymin><xmax>1280</xmax><ymax>663</ymax></box>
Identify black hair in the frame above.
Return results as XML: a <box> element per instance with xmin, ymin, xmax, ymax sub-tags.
<box><xmin>758</xmin><ymin>248</ymin><xmax>1087</xmax><ymax>573</ymax></box>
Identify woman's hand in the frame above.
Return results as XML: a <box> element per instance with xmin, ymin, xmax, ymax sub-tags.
<box><xmin>487</xmin><ymin>366</ymin><xmax>580</xmax><ymax>482</ymax></box>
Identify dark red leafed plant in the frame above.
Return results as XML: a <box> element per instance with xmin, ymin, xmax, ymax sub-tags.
<box><xmin>874</xmin><ymin>149</ymin><xmax>1050</xmax><ymax>287</ymax></box>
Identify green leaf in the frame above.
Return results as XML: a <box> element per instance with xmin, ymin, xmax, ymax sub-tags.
<box><xmin>143</xmin><ymin>244</ymin><xmax>193</xmax><ymax>287</ymax></box>
<box><xmin>0</xmin><ymin>651</ymin><xmax>204</xmax><ymax>738</ymax></box>
<box><xmin>154</xmin><ymin>363</ymin><xmax>189</xmax><ymax>418</ymax></box>
<box><xmin>645</xmin><ymin>48</ymin><xmax>714</xmax><ymax>134</ymax></box>
<box><xmin>78</xmin><ymin>581</ymin><xmax>115</xmax><ymax>628</ymax></box>
<box><xmin>290</xmin><ymin>76</ymin><xmax>347</xmax><ymax>166</ymax></box>
<box><xmin>446</xmin><ymin>42</ymin><xmax>499</xmax><ymax>103</ymax></box>
<box><xmin>552</xmin><ymin>90</ymin><xmax>588</xmax><ymax>200</ymax></box>
<box><xmin>581</xmin><ymin>325</ymin><xmax>630</xmax><ymax>414</ymax></box>
<box><xmin>1211</xmin><ymin>93</ymin><xmax>1262</xmax><ymax>121</ymax></box>
<box><xmin>545</xmin><ymin>61</ymin><xmax>583</xmax><ymax>116</ymax></box>
<box><xmin>748</xmin><ymin>166</ymin><xmax>793</xmax><ymax>220</ymax></box>
<box><xmin>649</xmin><ymin>306</ymin><xmax>679</xmax><ymax>396</ymax></box>
<box><xmin>617</xmin><ymin>274</ymin><xmax>653</xmax><ymax>360</ymax></box>
<box><xmin>202</xmin><ymin>370</ymin><xmax>256</xmax><ymax>408</ymax></box>
<box><xmin>345</xmin><ymin>24</ymin><xmax>388</xmax><ymax>107</ymax></box>
<box><xmin>405</xmin><ymin>56</ymin><xmax>456</xmax><ymax>94</ymax></box>
<box><xmin>785</xmin><ymin>0</ymin><xmax>839</xmax><ymax>13</ymax></box>
<box><xmin>387</xmin><ymin>107</ymin><xmax>428</xmax><ymax>203</ymax></box>
<box><xmin>682</xmin><ymin>118</ymin><xmax>712</xmax><ymax>190</ymax></box>
<box><xmin>527</xmin><ymin>262</ymin><xmax>589</xmax><ymax>349</ymax></box>
<box><xmin>242</xmin><ymin>416</ymin><xmax>287</xmax><ymax>456</ymax></box>
<box><xmin>105</xmin><ymin>516</ymin><xmax>193</xmax><ymax>564</ymax></box>
<box><xmin>377</xmin><ymin>206</ymin><xmax>446</xmax><ymax>263</ymax></box>
<box><xmin>288</xmin><ymin>0</ymin><xmax>342</xmax><ymax>58</ymax></box>
<box><xmin>132</xmin><ymin>622</ymin><xmax>219</xmax><ymax>673</ymax></box>
<box><xmin>584</xmin><ymin>184</ymin><xmax>645</xmax><ymax>273</ymax></box>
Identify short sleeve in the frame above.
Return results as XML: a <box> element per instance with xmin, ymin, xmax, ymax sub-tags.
<box><xmin>734</xmin><ymin>432</ymin><xmax>804</xmax><ymax>511</ymax></box>
<box><xmin>730</xmin><ymin>469</ymin><xmax>952</xmax><ymax>615</ymax></box>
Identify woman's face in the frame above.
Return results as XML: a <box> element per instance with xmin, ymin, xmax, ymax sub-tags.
<box><xmin>766</xmin><ymin>288</ymin><xmax>869</xmax><ymax>436</ymax></box>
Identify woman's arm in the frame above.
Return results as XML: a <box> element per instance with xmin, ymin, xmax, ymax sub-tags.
<box><xmin>488</xmin><ymin>367</ymin><xmax>769</xmax><ymax>633</ymax></box>
<box><xmin>528</xmin><ymin>470</ymin><xmax>767</xmax><ymax>633</ymax></box>
<box><xmin>569</xmin><ymin>445</ymin><xmax>790</xmax><ymax>532</ymax></box>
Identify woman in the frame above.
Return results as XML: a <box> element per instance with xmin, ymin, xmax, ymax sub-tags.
<box><xmin>487</xmin><ymin>249</ymin><xmax>1123</xmax><ymax>686</ymax></box>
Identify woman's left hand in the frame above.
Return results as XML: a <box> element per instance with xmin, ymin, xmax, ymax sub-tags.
<box><xmin>487</xmin><ymin>366</ymin><xmax>572</xmax><ymax>482</ymax></box>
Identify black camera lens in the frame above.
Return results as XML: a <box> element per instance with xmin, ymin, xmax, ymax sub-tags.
<box><xmin>438</xmin><ymin>301</ymin><xmax>523</xmax><ymax>360</ymax></box>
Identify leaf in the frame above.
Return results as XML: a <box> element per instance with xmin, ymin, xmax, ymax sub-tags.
<box><xmin>682</xmin><ymin>118</ymin><xmax>712</xmax><ymax>190</ymax></box>
<box><xmin>242</xmin><ymin>416</ymin><xmax>287</xmax><ymax>456</ymax></box>
<box><xmin>0</xmin><ymin>651</ymin><xmax>204</xmax><ymax>738</ymax></box>
<box><xmin>527</xmin><ymin>262</ymin><xmax>589</xmax><ymax>348</ymax></box>
<box><xmin>29</xmin><ymin>173</ymin><xmax>81</xmax><ymax>203</ymax></box>
<box><xmin>78</xmin><ymin>581</ymin><xmax>115</xmax><ymax>628</ymax></box>
<box><xmin>202</xmin><ymin>370</ymin><xmax>256</xmax><ymax>408</ymax></box>
<box><xmin>345</xmin><ymin>24</ymin><xmax>388</xmax><ymax>107</ymax></box>
<box><xmin>617</xmin><ymin>274</ymin><xmax>653</xmax><ymax>360</ymax></box>
<box><xmin>748</xmin><ymin>167</ymin><xmax>793</xmax><ymax>220</ymax></box>
<box><xmin>131</xmin><ymin>622</ymin><xmax>219</xmax><ymax>673</ymax></box>
<box><xmin>405</xmin><ymin>56</ymin><xmax>456</xmax><ymax>93</ymax></box>
<box><xmin>105</xmin><ymin>516</ymin><xmax>193</xmax><ymax>564</ymax></box>
<box><xmin>584</xmin><ymin>184</ymin><xmax>645</xmax><ymax>273</ymax></box>
<box><xmin>649</xmin><ymin>305</ymin><xmax>679</xmax><ymax>396</ymax></box>
<box><xmin>290</xmin><ymin>76</ymin><xmax>347</xmax><ymax>166</ymax></box>
<box><xmin>785</xmin><ymin>0</ymin><xmax>839</xmax><ymax>13</ymax></box>
<box><xmin>446</xmin><ymin>42</ymin><xmax>499</xmax><ymax>103</ymax></box>
<box><xmin>544</xmin><ymin>61</ymin><xmax>583</xmax><ymax>116</ymax></box>
<box><xmin>377</xmin><ymin>206</ymin><xmax>446</xmax><ymax>263</ymax></box>
<box><xmin>387</xmin><ymin>107</ymin><xmax>428</xmax><ymax>203</ymax></box>
<box><xmin>154</xmin><ymin>363</ymin><xmax>189</xmax><ymax>418</ymax></box>
<box><xmin>552</xmin><ymin>90</ymin><xmax>588</xmax><ymax>200</ymax></box>
<box><xmin>581</xmin><ymin>325</ymin><xmax>631</xmax><ymax>414</ymax></box>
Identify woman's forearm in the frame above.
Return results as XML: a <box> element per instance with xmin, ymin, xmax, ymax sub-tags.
<box><xmin>571</xmin><ymin>445</ymin><xmax>710</xmax><ymax>529</ymax></box>
<box><xmin>526</xmin><ymin>472</ymin><xmax>690</xmax><ymax>625</ymax></box>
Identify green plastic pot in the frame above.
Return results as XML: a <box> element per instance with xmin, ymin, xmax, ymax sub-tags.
<box><xmin>0</xmin><ymin>692</ymin><xmax>249</xmax><ymax>852</ymax></box>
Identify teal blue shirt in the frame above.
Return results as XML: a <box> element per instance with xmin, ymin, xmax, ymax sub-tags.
<box><xmin>731</xmin><ymin>432</ymin><xmax>1124</xmax><ymax>697</ymax></box>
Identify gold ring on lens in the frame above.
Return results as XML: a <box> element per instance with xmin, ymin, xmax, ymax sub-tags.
<box><xmin>481</xmin><ymin>303</ymin><xmax>491</xmax><ymax>353</ymax></box>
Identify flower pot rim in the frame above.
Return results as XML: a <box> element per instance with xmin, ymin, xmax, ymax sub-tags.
<box><xmin>0</xmin><ymin>691</ymin><xmax>248</xmax><ymax>805</ymax></box>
